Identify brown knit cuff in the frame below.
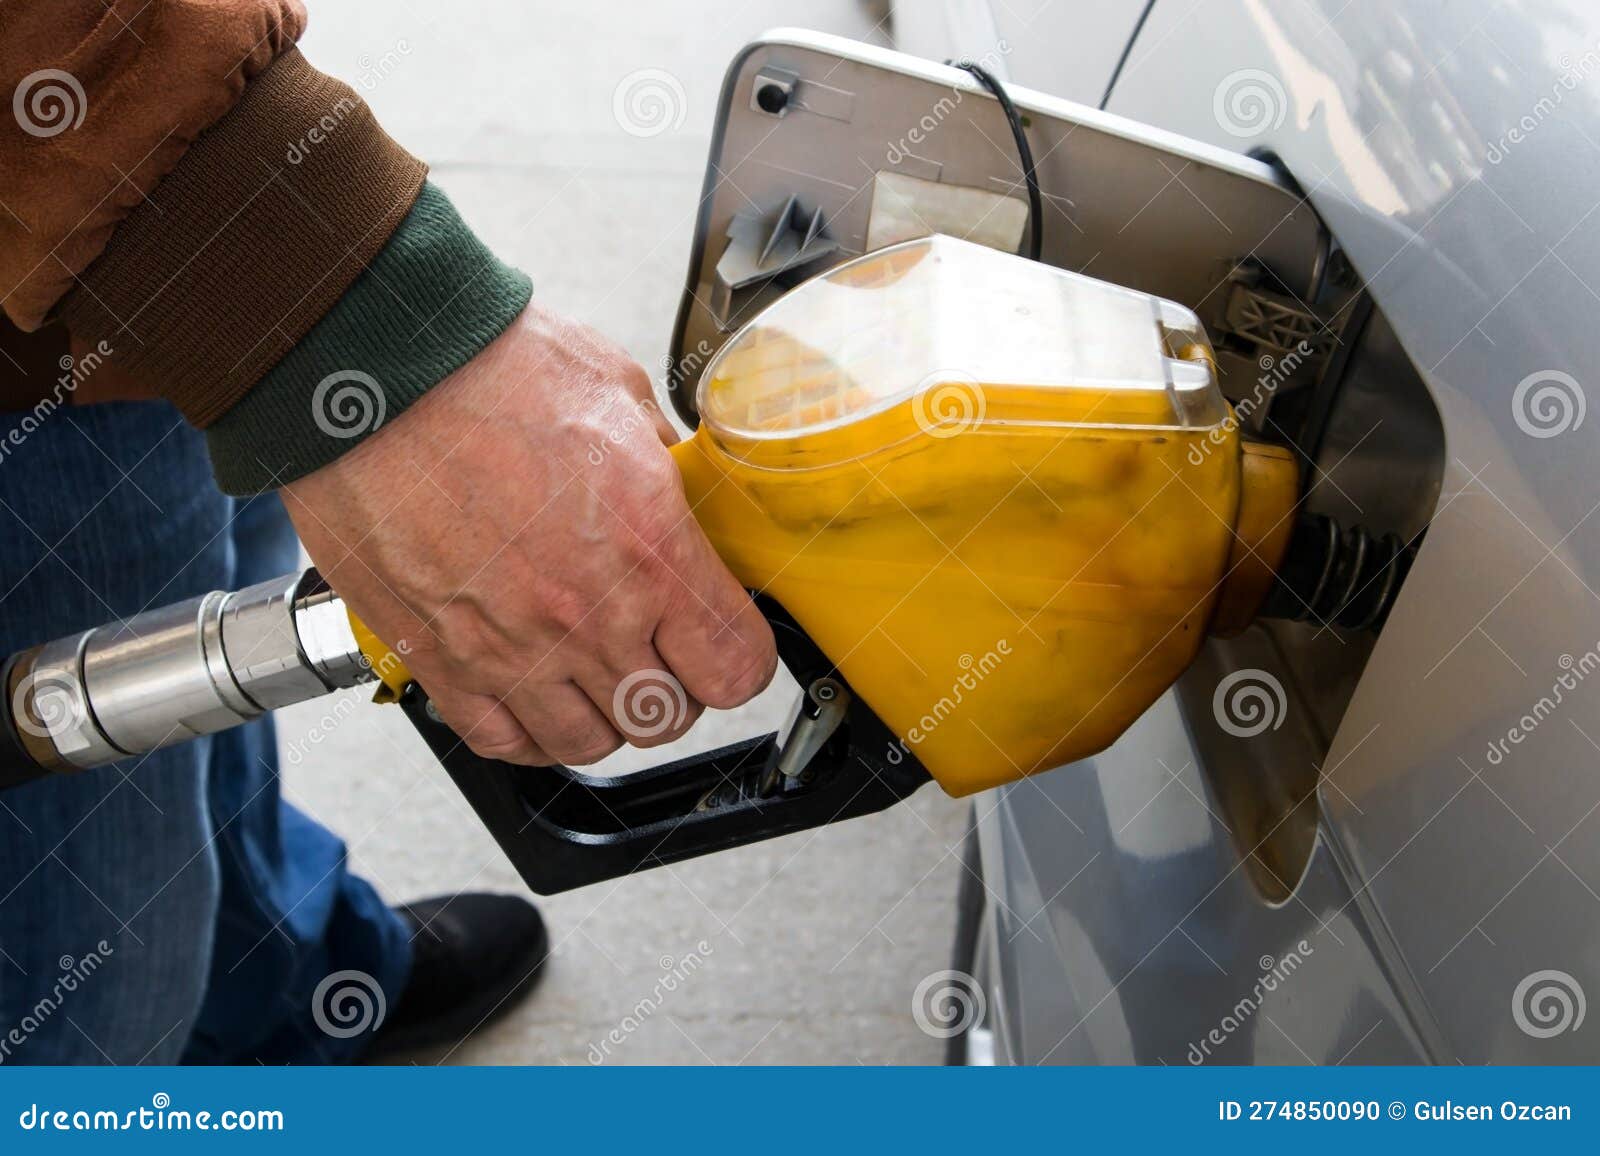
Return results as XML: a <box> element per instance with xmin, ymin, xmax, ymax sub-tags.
<box><xmin>58</xmin><ymin>48</ymin><xmax>427</xmax><ymax>428</ymax></box>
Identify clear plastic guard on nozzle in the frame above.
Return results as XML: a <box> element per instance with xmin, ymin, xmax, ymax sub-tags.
<box><xmin>695</xmin><ymin>234</ymin><xmax>1227</xmax><ymax>457</ymax></box>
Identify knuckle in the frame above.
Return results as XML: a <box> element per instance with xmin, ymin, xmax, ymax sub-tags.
<box><xmin>579</xmin><ymin>739</ymin><xmax>623</xmax><ymax>765</ymax></box>
<box><xmin>538</xmin><ymin>717</ymin><xmax>621</xmax><ymax>766</ymax></box>
<box><xmin>622</xmin><ymin>466</ymin><xmax>688</xmax><ymax>550</ymax></box>
<box><xmin>637</xmin><ymin>452</ymin><xmax>682</xmax><ymax>503</ymax></box>
<box><xmin>465</xmin><ymin>732</ymin><xmax>536</xmax><ymax>765</ymax></box>
<box><xmin>596</xmin><ymin>630</ymin><xmax>655</xmax><ymax>677</ymax></box>
<box><xmin>552</xmin><ymin>732</ymin><xmax>622</xmax><ymax>766</ymax></box>
<box><xmin>435</xmin><ymin>602</ymin><xmax>528</xmax><ymax>672</ymax></box>
<box><xmin>696</xmin><ymin>644</ymin><xmax>775</xmax><ymax>710</ymax></box>
<box><xmin>621</xmin><ymin>360</ymin><xmax>654</xmax><ymax>398</ymax></box>
<box><xmin>540</xmin><ymin>587</ymin><xmax>594</xmax><ymax>638</ymax></box>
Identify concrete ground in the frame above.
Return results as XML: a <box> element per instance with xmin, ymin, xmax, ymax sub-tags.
<box><xmin>278</xmin><ymin>0</ymin><xmax>970</xmax><ymax>1065</ymax></box>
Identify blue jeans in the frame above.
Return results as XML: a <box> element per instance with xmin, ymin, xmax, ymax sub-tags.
<box><xmin>0</xmin><ymin>401</ymin><xmax>411</xmax><ymax>1064</ymax></box>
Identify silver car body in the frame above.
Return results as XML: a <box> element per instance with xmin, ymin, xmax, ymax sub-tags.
<box><xmin>673</xmin><ymin>1</ymin><xmax>1600</xmax><ymax>1064</ymax></box>
<box><xmin>892</xmin><ymin>0</ymin><xmax>1600</xmax><ymax>1065</ymax></box>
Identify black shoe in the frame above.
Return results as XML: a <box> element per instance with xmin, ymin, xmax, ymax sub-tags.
<box><xmin>365</xmin><ymin>892</ymin><xmax>549</xmax><ymax>1059</ymax></box>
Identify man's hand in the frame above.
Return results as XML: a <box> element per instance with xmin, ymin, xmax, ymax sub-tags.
<box><xmin>282</xmin><ymin>303</ymin><xmax>777</xmax><ymax>766</ymax></box>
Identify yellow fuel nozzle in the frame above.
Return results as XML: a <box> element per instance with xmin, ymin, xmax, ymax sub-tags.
<box><xmin>338</xmin><ymin>236</ymin><xmax>1312</xmax><ymax>799</ymax></box>
<box><xmin>673</xmin><ymin>234</ymin><xmax>1303</xmax><ymax>797</ymax></box>
<box><xmin>348</xmin><ymin>613</ymin><xmax>412</xmax><ymax>704</ymax></box>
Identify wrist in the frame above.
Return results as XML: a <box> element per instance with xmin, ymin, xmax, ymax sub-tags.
<box><xmin>207</xmin><ymin>182</ymin><xmax>532</xmax><ymax>495</ymax></box>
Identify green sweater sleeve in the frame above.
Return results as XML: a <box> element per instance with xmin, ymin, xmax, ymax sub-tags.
<box><xmin>206</xmin><ymin>181</ymin><xmax>532</xmax><ymax>495</ymax></box>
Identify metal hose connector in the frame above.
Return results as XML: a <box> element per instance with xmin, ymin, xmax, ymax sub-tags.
<box><xmin>4</xmin><ymin>569</ymin><xmax>371</xmax><ymax>776</ymax></box>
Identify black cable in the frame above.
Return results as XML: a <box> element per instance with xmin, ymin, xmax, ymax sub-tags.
<box><xmin>950</xmin><ymin>60</ymin><xmax>1043</xmax><ymax>262</ymax></box>
<box><xmin>1098</xmin><ymin>0</ymin><xmax>1158</xmax><ymax>110</ymax></box>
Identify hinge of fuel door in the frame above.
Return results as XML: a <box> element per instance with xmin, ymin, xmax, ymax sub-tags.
<box><xmin>1204</xmin><ymin>256</ymin><xmax>1369</xmax><ymax>448</ymax></box>
<box><xmin>1209</xmin><ymin>258</ymin><xmax>1346</xmax><ymax>365</ymax></box>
